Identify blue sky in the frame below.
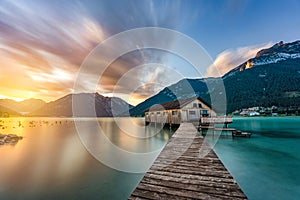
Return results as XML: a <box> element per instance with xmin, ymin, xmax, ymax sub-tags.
<box><xmin>0</xmin><ymin>0</ymin><xmax>299</xmax><ymax>104</ymax></box>
<box><xmin>82</xmin><ymin>0</ymin><xmax>300</xmax><ymax>56</ymax></box>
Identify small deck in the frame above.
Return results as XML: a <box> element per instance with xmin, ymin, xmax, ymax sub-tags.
<box><xmin>129</xmin><ymin>123</ymin><xmax>247</xmax><ymax>199</ymax></box>
<box><xmin>145</xmin><ymin>116</ymin><xmax>233</xmax><ymax>126</ymax></box>
<box><xmin>196</xmin><ymin>125</ymin><xmax>237</xmax><ymax>131</ymax></box>
<box><xmin>200</xmin><ymin>117</ymin><xmax>233</xmax><ymax>125</ymax></box>
<box><xmin>197</xmin><ymin>126</ymin><xmax>252</xmax><ymax>138</ymax></box>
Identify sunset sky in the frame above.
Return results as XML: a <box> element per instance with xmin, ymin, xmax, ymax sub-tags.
<box><xmin>0</xmin><ymin>0</ymin><xmax>299</xmax><ymax>105</ymax></box>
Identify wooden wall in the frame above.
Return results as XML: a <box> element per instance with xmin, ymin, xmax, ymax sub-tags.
<box><xmin>145</xmin><ymin>99</ymin><xmax>217</xmax><ymax>125</ymax></box>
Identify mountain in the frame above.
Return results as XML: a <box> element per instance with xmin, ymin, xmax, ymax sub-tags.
<box><xmin>225</xmin><ymin>40</ymin><xmax>300</xmax><ymax>76</ymax></box>
<box><xmin>30</xmin><ymin>93</ymin><xmax>133</xmax><ymax>117</ymax></box>
<box><xmin>0</xmin><ymin>105</ymin><xmax>20</xmax><ymax>117</ymax></box>
<box><xmin>129</xmin><ymin>78</ymin><xmax>222</xmax><ymax>116</ymax></box>
<box><xmin>0</xmin><ymin>99</ymin><xmax>46</xmax><ymax>114</ymax></box>
<box><xmin>223</xmin><ymin>40</ymin><xmax>300</xmax><ymax>113</ymax></box>
<box><xmin>130</xmin><ymin>40</ymin><xmax>300</xmax><ymax>115</ymax></box>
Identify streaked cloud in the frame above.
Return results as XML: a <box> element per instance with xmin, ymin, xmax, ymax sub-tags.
<box><xmin>83</xmin><ymin>50</ymin><xmax>186</xmax><ymax>105</ymax></box>
<box><xmin>0</xmin><ymin>0</ymin><xmax>193</xmax><ymax>103</ymax></box>
<box><xmin>206</xmin><ymin>42</ymin><xmax>273</xmax><ymax>77</ymax></box>
<box><xmin>0</xmin><ymin>0</ymin><xmax>105</xmax><ymax>101</ymax></box>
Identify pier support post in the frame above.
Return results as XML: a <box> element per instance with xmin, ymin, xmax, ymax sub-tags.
<box><xmin>225</xmin><ymin>123</ymin><xmax>229</xmax><ymax>128</ymax></box>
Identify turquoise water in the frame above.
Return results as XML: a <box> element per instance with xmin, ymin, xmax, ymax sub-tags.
<box><xmin>213</xmin><ymin>117</ymin><xmax>300</xmax><ymax>200</ymax></box>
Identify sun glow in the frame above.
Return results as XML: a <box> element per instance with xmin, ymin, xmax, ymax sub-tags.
<box><xmin>0</xmin><ymin>94</ymin><xmax>27</xmax><ymax>102</ymax></box>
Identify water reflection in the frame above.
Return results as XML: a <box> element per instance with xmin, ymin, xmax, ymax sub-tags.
<box><xmin>100</xmin><ymin>119</ymin><xmax>173</xmax><ymax>153</ymax></box>
<box><xmin>0</xmin><ymin>117</ymin><xmax>175</xmax><ymax>199</ymax></box>
<box><xmin>75</xmin><ymin>118</ymin><xmax>174</xmax><ymax>173</ymax></box>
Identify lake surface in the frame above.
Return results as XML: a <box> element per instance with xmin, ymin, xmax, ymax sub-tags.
<box><xmin>0</xmin><ymin>118</ymin><xmax>174</xmax><ymax>199</ymax></box>
<box><xmin>213</xmin><ymin>117</ymin><xmax>300</xmax><ymax>200</ymax></box>
<box><xmin>1</xmin><ymin>117</ymin><xmax>300</xmax><ymax>199</ymax></box>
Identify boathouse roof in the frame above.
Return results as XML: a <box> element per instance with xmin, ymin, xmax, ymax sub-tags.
<box><xmin>146</xmin><ymin>96</ymin><xmax>212</xmax><ymax>112</ymax></box>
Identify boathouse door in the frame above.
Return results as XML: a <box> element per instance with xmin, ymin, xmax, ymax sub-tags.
<box><xmin>181</xmin><ymin>110</ymin><xmax>188</xmax><ymax>122</ymax></box>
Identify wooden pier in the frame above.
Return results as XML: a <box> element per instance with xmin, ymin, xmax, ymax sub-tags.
<box><xmin>129</xmin><ymin>123</ymin><xmax>247</xmax><ymax>199</ymax></box>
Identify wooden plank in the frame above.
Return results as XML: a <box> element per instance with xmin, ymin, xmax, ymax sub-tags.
<box><xmin>129</xmin><ymin>123</ymin><xmax>247</xmax><ymax>200</ymax></box>
<box><xmin>145</xmin><ymin>170</ymin><xmax>236</xmax><ymax>183</ymax></box>
<box><xmin>140</xmin><ymin>177</ymin><xmax>246</xmax><ymax>198</ymax></box>
<box><xmin>148</xmin><ymin>166</ymin><xmax>233</xmax><ymax>179</ymax></box>
<box><xmin>141</xmin><ymin>174</ymin><xmax>239</xmax><ymax>190</ymax></box>
<box><xmin>131</xmin><ymin>189</ymin><xmax>188</xmax><ymax>200</ymax></box>
<box><xmin>135</xmin><ymin>183</ymin><xmax>225</xmax><ymax>200</ymax></box>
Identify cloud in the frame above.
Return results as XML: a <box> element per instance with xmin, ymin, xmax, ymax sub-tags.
<box><xmin>104</xmin><ymin>62</ymin><xmax>184</xmax><ymax>105</ymax></box>
<box><xmin>76</xmin><ymin>50</ymin><xmax>184</xmax><ymax>105</ymax></box>
<box><xmin>0</xmin><ymin>1</ymin><xmax>105</xmax><ymax>101</ymax></box>
<box><xmin>0</xmin><ymin>0</ymin><xmax>192</xmax><ymax>103</ymax></box>
<box><xmin>0</xmin><ymin>0</ymin><xmax>223</xmax><ymax>104</ymax></box>
<box><xmin>0</xmin><ymin>1</ymin><xmax>104</xmax><ymax>65</ymax></box>
<box><xmin>206</xmin><ymin>42</ymin><xmax>273</xmax><ymax>77</ymax></box>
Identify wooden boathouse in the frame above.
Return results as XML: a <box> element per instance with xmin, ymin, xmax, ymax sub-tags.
<box><xmin>145</xmin><ymin>97</ymin><xmax>232</xmax><ymax>127</ymax></box>
<box><xmin>129</xmin><ymin>123</ymin><xmax>247</xmax><ymax>199</ymax></box>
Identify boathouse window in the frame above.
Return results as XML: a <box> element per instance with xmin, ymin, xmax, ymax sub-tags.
<box><xmin>189</xmin><ymin>111</ymin><xmax>196</xmax><ymax>115</ymax></box>
<box><xmin>157</xmin><ymin>112</ymin><xmax>161</xmax><ymax>116</ymax></box>
<box><xmin>172</xmin><ymin>111</ymin><xmax>178</xmax><ymax>115</ymax></box>
<box><xmin>198</xmin><ymin>104</ymin><xmax>202</xmax><ymax>108</ymax></box>
<box><xmin>193</xmin><ymin>103</ymin><xmax>197</xmax><ymax>108</ymax></box>
<box><xmin>201</xmin><ymin>110</ymin><xmax>208</xmax><ymax>116</ymax></box>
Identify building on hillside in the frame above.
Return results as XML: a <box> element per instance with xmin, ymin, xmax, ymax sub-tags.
<box><xmin>145</xmin><ymin>97</ymin><xmax>232</xmax><ymax>126</ymax></box>
<box><xmin>249</xmin><ymin>111</ymin><xmax>260</xmax><ymax>116</ymax></box>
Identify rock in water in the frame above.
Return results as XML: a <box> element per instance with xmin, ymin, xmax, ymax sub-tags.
<box><xmin>0</xmin><ymin>133</ymin><xmax>23</xmax><ymax>145</ymax></box>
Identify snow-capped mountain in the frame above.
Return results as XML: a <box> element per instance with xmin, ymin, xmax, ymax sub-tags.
<box><xmin>130</xmin><ymin>40</ymin><xmax>300</xmax><ymax>115</ymax></box>
<box><xmin>226</xmin><ymin>40</ymin><xmax>300</xmax><ymax>75</ymax></box>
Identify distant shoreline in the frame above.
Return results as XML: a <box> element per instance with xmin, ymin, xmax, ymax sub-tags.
<box><xmin>0</xmin><ymin>116</ymin><xmax>300</xmax><ymax>120</ymax></box>
<box><xmin>232</xmin><ymin>115</ymin><xmax>300</xmax><ymax>118</ymax></box>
